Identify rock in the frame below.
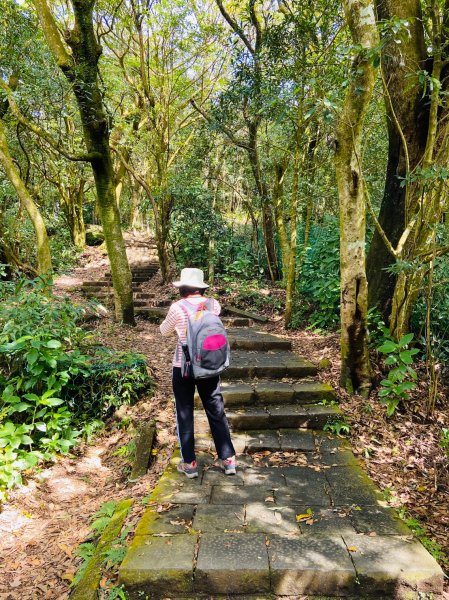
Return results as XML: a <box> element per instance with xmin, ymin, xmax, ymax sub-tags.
<box><xmin>85</xmin><ymin>225</ymin><xmax>105</xmax><ymax>246</ymax></box>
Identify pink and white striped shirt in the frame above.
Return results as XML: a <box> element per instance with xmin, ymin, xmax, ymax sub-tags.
<box><xmin>159</xmin><ymin>296</ymin><xmax>221</xmax><ymax>367</ymax></box>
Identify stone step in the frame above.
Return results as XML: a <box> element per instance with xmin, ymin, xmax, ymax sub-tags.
<box><xmin>155</xmin><ymin>299</ymin><xmax>173</xmax><ymax>307</ymax></box>
<box><xmin>194</xmin><ymin>404</ymin><xmax>341</xmax><ymax>432</ymax></box>
<box><xmin>134</xmin><ymin>307</ymin><xmax>252</xmax><ymax>328</ymax></box>
<box><xmin>222</xmin><ymin>350</ymin><xmax>317</xmax><ymax>380</ymax></box>
<box><xmin>120</xmin><ymin>451</ymin><xmax>444</xmax><ymax>598</ymax></box>
<box><xmin>196</xmin><ymin>380</ymin><xmax>335</xmax><ymax>408</ymax></box>
<box><xmin>83</xmin><ymin>285</ymin><xmax>144</xmax><ymax>295</ymax></box>
<box><xmin>227</xmin><ymin>328</ymin><xmax>291</xmax><ymax>351</ymax></box>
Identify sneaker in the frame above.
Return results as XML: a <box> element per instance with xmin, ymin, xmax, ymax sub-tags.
<box><xmin>177</xmin><ymin>460</ymin><xmax>198</xmax><ymax>479</ymax></box>
<box><xmin>222</xmin><ymin>456</ymin><xmax>237</xmax><ymax>476</ymax></box>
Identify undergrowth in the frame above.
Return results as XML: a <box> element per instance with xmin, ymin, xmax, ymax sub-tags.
<box><xmin>0</xmin><ymin>277</ymin><xmax>152</xmax><ymax>498</ymax></box>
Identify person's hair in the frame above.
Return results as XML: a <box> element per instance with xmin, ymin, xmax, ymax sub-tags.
<box><xmin>179</xmin><ymin>285</ymin><xmax>205</xmax><ymax>298</ymax></box>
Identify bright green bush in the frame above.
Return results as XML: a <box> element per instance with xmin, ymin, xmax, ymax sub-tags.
<box><xmin>298</xmin><ymin>218</ymin><xmax>341</xmax><ymax>330</ymax></box>
<box><xmin>0</xmin><ymin>278</ymin><xmax>152</xmax><ymax>495</ymax></box>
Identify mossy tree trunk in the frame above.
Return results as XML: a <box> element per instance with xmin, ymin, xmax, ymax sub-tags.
<box><xmin>33</xmin><ymin>0</ymin><xmax>134</xmax><ymax>324</ymax></box>
<box><xmin>366</xmin><ymin>0</ymin><xmax>427</xmax><ymax>322</ymax></box>
<box><xmin>0</xmin><ymin>119</ymin><xmax>52</xmax><ymax>275</ymax></box>
<box><xmin>60</xmin><ymin>179</ymin><xmax>86</xmax><ymax>250</ymax></box>
<box><xmin>335</xmin><ymin>0</ymin><xmax>378</xmax><ymax>394</ymax></box>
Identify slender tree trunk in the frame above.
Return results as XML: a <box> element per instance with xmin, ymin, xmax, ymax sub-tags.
<box><xmin>335</xmin><ymin>0</ymin><xmax>378</xmax><ymax>394</ymax></box>
<box><xmin>0</xmin><ymin>119</ymin><xmax>52</xmax><ymax>275</ymax></box>
<box><xmin>33</xmin><ymin>0</ymin><xmax>134</xmax><ymax>324</ymax></box>
<box><xmin>284</xmin><ymin>148</ymin><xmax>299</xmax><ymax>327</ymax></box>
<box><xmin>273</xmin><ymin>161</ymin><xmax>289</xmax><ymax>280</ymax></box>
<box><xmin>61</xmin><ymin>179</ymin><xmax>86</xmax><ymax>249</ymax></box>
<box><xmin>247</xmin><ymin>123</ymin><xmax>279</xmax><ymax>281</ymax></box>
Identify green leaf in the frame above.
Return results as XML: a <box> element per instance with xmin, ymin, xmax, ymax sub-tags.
<box><xmin>378</xmin><ymin>341</ymin><xmax>397</xmax><ymax>353</ymax></box>
<box><xmin>399</xmin><ymin>350</ymin><xmax>413</xmax><ymax>365</ymax></box>
<box><xmin>398</xmin><ymin>333</ymin><xmax>414</xmax><ymax>347</ymax></box>
<box><xmin>46</xmin><ymin>340</ymin><xmax>62</xmax><ymax>349</ymax></box>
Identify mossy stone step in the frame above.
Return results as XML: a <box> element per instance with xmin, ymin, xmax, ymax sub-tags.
<box><xmin>222</xmin><ymin>350</ymin><xmax>317</xmax><ymax>380</ymax></box>
<box><xmin>194</xmin><ymin>404</ymin><xmax>341</xmax><ymax>432</ymax></box>
<box><xmin>199</xmin><ymin>381</ymin><xmax>335</xmax><ymax>408</ymax></box>
<box><xmin>226</xmin><ymin>328</ymin><xmax>291</xmax><ymax>351</ymax></box>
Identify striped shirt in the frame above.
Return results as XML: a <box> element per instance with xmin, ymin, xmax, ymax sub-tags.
<box><xmin>160</xmin><ymin>296</ymin><xmax>221</xmax><ymax>367</ymax></box>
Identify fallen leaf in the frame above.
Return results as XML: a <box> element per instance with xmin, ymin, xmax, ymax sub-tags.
<box><xmin>347</xmin><ymin>546</ymin><xmax>358</xmax><ymax>552</ymax></box>
<box><xmin>265</xmin><ymin>496</ymin><xmax>275</xmax><ymax>503</ymax></box>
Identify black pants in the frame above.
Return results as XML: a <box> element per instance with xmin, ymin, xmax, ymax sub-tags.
<box><xmin>172</xmin><ymin>367</ymin><xmax>235</xmax><ymax>463</ymax></box>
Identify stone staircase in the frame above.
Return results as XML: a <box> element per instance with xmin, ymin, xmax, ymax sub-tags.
<box><xmin>81</xmin><ymin>263</ymin><xmax>159</xmax><ymax>307</ymax></box>
<box><xmin>119</xmin><ymin>322</ymin><xmax>445</xmax><ymax>599</ymax></box>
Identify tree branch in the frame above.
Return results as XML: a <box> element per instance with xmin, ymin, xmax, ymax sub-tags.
<box><xmin>31</xmin><ymin>0</ymin><xmax>72</xmax><ymax>69</ymax></box>
<box><xmin>214</xmin><ymin>0</ymin><xmax>254</xmax><ymax>55</ymax></box>
<box><xmin>189</xmin><ymin>99</ymin><xmax>250</xmax><ymax>150</ymax></box>
<box><xmin>0</xmin><ymin>81</ymin><xmax>102</xmax><ymax>162</ymax></box>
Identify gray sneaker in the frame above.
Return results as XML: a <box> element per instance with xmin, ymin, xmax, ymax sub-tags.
<box><xmin>222</xmin><ymin>456</ymin><xmax>237</xmax><ymax>475</ymax></box>
<box><xmin>177</xmin><ymin>460</ymin><xmax>198</xmax><ymax>479</ymax></box>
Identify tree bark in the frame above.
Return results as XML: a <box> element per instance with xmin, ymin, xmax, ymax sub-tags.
<box><xmin>366</xmin><ymin>0</ymin><xmax>427</xmax><ymax>321</ymax></box>
<box><xmin>33</xmin><ymin>0</ymin><xmax>134</xmax><ymax>324</ymax></box>
<box><xmin>61</xmin><ymin>179</ymin><xmax>86</xmax><ymax>249</ymax></box>
<box><xmin>335</xmin><ymin>0</ymin><xmax>378</xmax><ymax>394</ymax></box>
<box><xmin>0</xmin><ymin>119</ymin><xmax>52</xmax><ymax>275</ymax></box>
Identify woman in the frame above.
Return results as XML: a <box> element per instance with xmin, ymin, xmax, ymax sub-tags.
<box><xmin>160</xmin><ymin>267</ymin><xmax>236</xmax><ymax>478</ymax></box>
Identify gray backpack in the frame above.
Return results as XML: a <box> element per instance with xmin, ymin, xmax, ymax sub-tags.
<box><xmin>179</xmin><ymin>299</ymin><xmax>230</xmax><ymax>379</ymax></box>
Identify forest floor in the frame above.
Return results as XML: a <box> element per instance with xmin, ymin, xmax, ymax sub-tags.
<box><xmin>0</xmin><ymin>247</ymin><xmax>448</xmax><ymax>599</ymax></box>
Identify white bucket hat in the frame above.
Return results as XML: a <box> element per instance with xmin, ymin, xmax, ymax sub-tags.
<box><xmin>172</xmin><ymin>268</ymin><xmax>209</xmax><ymax>289</ymax></box>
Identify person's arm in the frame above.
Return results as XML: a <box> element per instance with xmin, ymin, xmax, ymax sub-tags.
<box><xmin>160</xmin><ymin>304</ymin><xmax>180</xmax><ymax>337</ymax></box>
<box><xmin>213</xmin><ymin>299</ymin><xmax>221</xmax><ymax>315</ymax></box>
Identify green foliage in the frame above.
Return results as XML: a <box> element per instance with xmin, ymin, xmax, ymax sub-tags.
<box><xmin>439</xmin><ymin>428</ymin><xmax>449</xmax><ymax>458</ymax></box>
<box><xmin>377</xmin><ymin>333</ymin><xmax>419</xmax><ymax>416</ymax></box>
<box><xmin>323</xmin><ymin>417</ymin><xmax>350</xmax><ymax>436</ymax></box>
<box><xmin>397</xmin><ymin>508</ymin><xmax>449</xmax><ymax>567</ymax></box>
<box><xmin>299</xmin><ymin>218</ymin><xmax>341</xmax><ymax>330</ymax></box>
<box><xmin>0</xmin><ymin>279</ymin><xmax>151</xmax><ymax>495</ymax></box>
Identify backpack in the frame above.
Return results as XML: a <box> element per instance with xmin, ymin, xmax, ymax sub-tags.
<box><xmin>179</xmin><ymin>298</ymin><xmax>230</xmax><ymax>379</ymax></box>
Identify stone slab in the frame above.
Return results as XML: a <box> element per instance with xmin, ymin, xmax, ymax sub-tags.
<box><xmin>262</xmin><ymin>405</ymin><xmax>307</xmax><ymax>429</ymax></box>
<box><xmin>242</xmin><ymin>467</ymin><xmax>286</xmax><ymax>488</ymax></box>
<box><xmin>192</xmin><ymin>504</ymin><xmax>245</xmax><ymax>533</ymax></box>
<box><xmin>342</xmin><ymin>534</ymin><xmax>444</xmax><ymax>597</ymax></box>
<box><xmin>349</xmin><ymin>506</ymin><xmax>411</xmax><ymax>535</ymax></box>
<box><xmin>293</xmin><ymin>381</ymin><xmax>336</xmax><ymax>403</ymax></box>
<box><xmin>222</xmin><ymin>351</ymin><xmax>317</xmax><ymax>380</ymax></box>
<box><xmin>228</xmin><ymin>328</ymin><xmax>291</xmax><ymax>351</ymax></box>
<box><xmin>245</xmin><ymin>430</ymin><xmax>280</xmax><ymax>452</ymax></box>
<box><xmin>211</xmin><ymin>485</ymin><xmax>275</xmax><ymax>505</ymax></box>
<box><xmin>276</xmin><ymin>467</ymin><xmax>331</xmax><ymax>507</ymax></box>
<box><xmin>245</xmin><ymin>502</ymin><xmax>300</xmax><ymax>535</ymax></box>
<box><xmin>267</xmin><ymin>535</ymin><xmax>356</xmax><ymax>596</ymax></box>
<box><xmin>325</xmin><ymin>465</ymin><xmax>385</xmax><ymax>506</ymax></box>
<box><xmin>289</xmin><ymin>506</ymin><xmax>356</xmax><ymax>537</ymax></box>
<box><xmin>135</xmin><ymin>504</ymin><xmax>195</xmax><ymax>536</ymax></box>
<box><xmin>202</xmin><ymin>466</ymin><xmax>245</xmax><ymax>486</ymax></box>
<box><xmin>279</xmin><ymin>429</ymin><xmax>315</xmax><ymax>451</ymax></box>
<box><xmin>119</xmin><ymin>533</ymin><xmax>196</xmax><ymax>595</ymax></box>
<box><xmin>317</xmin><ymin>448</ymin><xmax>360</xmax><ymax>467</ymax></box>
<box><xmin>195</xmin><ymin>533</ymin><xmax>270</xmax><ymax>594</ymax></box>
<box><xmin>314</xmin><ymin>431</ymin><xmax>351</xmax><ymax>452</ymax></box>
<box><xmin>254</xmin><ymin>381</ymin><xmax>294</xmax><ymax>404</ymax></box>
<box><xmin>220</xmin><ymin>382</ymin><xmax>255</xmax><ymax>406</ymax></box>
<box><xmin>227</xmin><ymin>407</ymin><xmax>269</xmax><ymax>430</ymax></box>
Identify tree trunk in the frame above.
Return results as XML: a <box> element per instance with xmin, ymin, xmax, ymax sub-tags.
<box><xmin>284</xmin><ymin>148</ymin><xmax>299</xmax><ymax>327</ymax></box>
<box><xmin>335</xmin><ymin>0</ymin><xmax>378</xmax><ymax>394</ymax></box>
<box><xmin>61</xmin><ymin>179</ymin><xmax>86</xmax><ymax>249</ymax></box>
<box><xmin>273</xmin><ymin>161</ymin><xmax>289</xmax><ymax>281</ymax></box>
<box><xmin>366</xmin><ymin>0</ymin><xmax>427</xmax><ymax>321</ymax></box>
<box><xmin>0</xmin><ymin>118</ymin><xmax>52</xmax><ymax>275</ymax></box>
<box><xmin>33</xmin><ymin>0</ymin><xmax>134</xmax><ymax>324</ymax></box>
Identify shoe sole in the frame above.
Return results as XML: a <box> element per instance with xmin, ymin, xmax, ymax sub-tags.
<box><xmin>224</xmin><ymin>468</ymin><xmax>236</xmax><ymax>475</ymax></box>
<box><xmin>177</xmin><ymin>464</ymin><xmax>198</xmax><ymax>479</ymax></box>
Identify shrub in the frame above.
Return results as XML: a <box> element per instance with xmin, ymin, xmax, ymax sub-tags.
<box><xmin>0</xmin><ymin>278</ymin><xmax>152</xmax><ymax>496</ymax></box>
<box><xmin>299</xmin><ymin>217</ymin><xmax>340</xmax><ymax>330</ymax></box>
